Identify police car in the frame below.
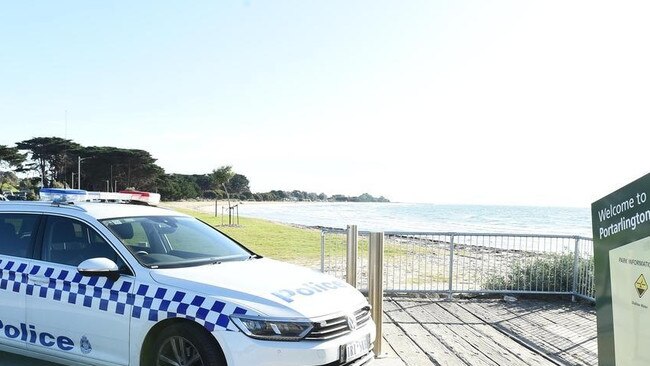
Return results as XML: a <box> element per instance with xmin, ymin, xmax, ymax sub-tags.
<box><xmin>0</xmin><ymin>193</ymin><xmax>375</xmax><ymax>366</ymax></box>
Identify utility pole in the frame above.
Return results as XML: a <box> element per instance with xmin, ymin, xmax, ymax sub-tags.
<box><xmin>78</xmin><ymin>156</ymin><xmax>91</xmax><ymax>190</ymax></box>
<box><xmin>77</xmin><ymin>156</ymin><xmax>81</xmax><ymax>189</ymax></box>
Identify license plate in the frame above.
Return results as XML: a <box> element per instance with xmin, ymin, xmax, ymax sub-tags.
<box><xmin>344</xmin><ymin>333</ymin><xmax>371</xmax><ymax>363</ymax></box>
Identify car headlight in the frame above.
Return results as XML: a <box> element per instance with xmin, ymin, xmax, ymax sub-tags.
<box><xmin>230</xmin><ymin>315</ymin><xmax>313</xmax><ymax>341</ymax></box>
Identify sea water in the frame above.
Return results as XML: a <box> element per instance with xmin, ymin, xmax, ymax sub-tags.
<box><xmin>238</xmin><ymin>202</ymin><xmax>592</xmax><ymax>238</ymax></box>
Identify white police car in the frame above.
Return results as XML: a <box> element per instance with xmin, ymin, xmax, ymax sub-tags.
<box><xmin>0</xmin><ymin>199</ymin><xmax>375</xmax><ymax>366</ymax></box>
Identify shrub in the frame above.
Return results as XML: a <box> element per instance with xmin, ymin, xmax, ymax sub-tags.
<box><xmin>483</xmin><ymin>253</ymin><xmax>594</xmax><ymax>295</ymax></box>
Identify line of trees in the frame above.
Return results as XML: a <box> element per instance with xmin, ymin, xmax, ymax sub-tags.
<box><xmin>1</xmin><ymin>137</ymin><xmax>162</xmax><ymax>192</ymax></box>
<box><xmin>0</xmin><ymin>136</ymin><xmax>389</xmax><ymax>203</ymax></box>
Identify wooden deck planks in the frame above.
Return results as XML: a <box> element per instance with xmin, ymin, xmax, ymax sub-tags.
<box><xmin>382</xmin><ymin>322</ymin><xmax>435</xmax><ymax>366</ymax></box>
<box><xmin>459</xmin><ymin>301</ymin><xmax>596</xmax><ymax>366</ymax></box>
<box><xmin>520</xmin><ymin>301</ymin><xmax>597</xmax><ymax>357</ymax></box>
<box><xmin>384</xmin><ymin>299</ymin><xmax>465</xmax><ymax>366</ymax></box>
<box><xmin>460</xmin><ymin>301</ymin><xmax>577</xmax><ymax>364</ymax></box>
<box><xmin>439</xmin><ymin>302</ymin><xmax>555</xmax><ymax>366</ymax></box>
<box><xmin>486</xmin><ymin>300</ymin><xmax>596</xmax><ymax>364</ymax></box>
<box><xmin>401</xmin><ymin>300</ymin><xmax>542</xmax><ymax>366</ymax></box>
<box><xmin>381</xmin><ymin>298</ymin><xmax>597</xmax><ymax>366</ymax></box>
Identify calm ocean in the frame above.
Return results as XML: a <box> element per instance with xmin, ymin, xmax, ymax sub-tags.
<box><xmin>237</xmin><ymin>202</ymin><xmax>593</xmax><ymax>238</ymax></box>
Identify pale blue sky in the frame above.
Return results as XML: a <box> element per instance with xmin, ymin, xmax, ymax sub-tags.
<box><xmin>2</xmin><ymin>1</ymin><xmax>649</xmax><ymax>207</ymax></box>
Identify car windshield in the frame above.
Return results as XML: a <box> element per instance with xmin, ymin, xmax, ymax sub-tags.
<box><xmin>100</xmin><ymin>216</ymin><xmax>252</xmax><ymax>268</ymax></box>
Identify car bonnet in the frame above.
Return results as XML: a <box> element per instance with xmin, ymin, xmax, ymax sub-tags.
<box><xmin>148</xmin><ymin>257</ymin><xmax>368</xmax><ymax>319</ymax></box>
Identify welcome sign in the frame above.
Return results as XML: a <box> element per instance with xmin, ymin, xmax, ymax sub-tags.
<box><xmin>592</xmin><ymin>173</ymin><xmax>650</xmax><ymax>365</ymax></box>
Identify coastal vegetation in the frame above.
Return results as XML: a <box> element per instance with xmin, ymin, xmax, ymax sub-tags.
<box><xmin>483</xmin><ymin>253</ymin><xmax>594</xmax><ymax>297</ymax></box>
<box><xmin>0</xmin><ymin>137</ymin><xmax>389</xmax><ymax>202</ymax></box>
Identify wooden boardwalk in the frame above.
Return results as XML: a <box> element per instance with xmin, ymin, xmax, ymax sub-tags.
<box><xmin>382</xmin><ymin>297</ymin><xmax>597</xmax><ymax>366</ymax></box>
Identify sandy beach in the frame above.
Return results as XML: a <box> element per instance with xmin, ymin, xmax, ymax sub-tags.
<box><xmin>161</xmin><ymin>200</ymin><xmax>296</xmax><ymax>214</ymax></box>
<box><xmin>160</xmin><ymin>200</ymin><xmax>328</xmax><ymax>227</ymax></box>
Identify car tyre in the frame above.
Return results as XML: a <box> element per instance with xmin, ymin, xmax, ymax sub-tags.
<box><xmin>150</xmin><ymin>323</ymin><xmax>226</xmax><ymax>366</ymax></box>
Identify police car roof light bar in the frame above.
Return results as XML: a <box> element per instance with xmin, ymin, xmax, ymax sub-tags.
<box><xmin>39</xmin><ymin>188</ymin><xmax>160</xmax><ymax>206</ymax></box>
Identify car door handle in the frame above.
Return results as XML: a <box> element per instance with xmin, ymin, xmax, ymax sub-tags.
<box><xmin>28</xmin><ymin>276</ymin><xmax>50</xmax><ymax>285</ymax></box>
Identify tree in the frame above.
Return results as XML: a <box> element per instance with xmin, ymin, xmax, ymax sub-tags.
<box><xmin>0</xmin><ymin>146</ymin><xmax>25</xmax><ymax>193</ymax></box>
<box><xmin>202</xmin><ymin>190</ymin><xmax>218</xmax><ymax>200</ymax></box>
<box><xmin>331</xmin><ymin>194</ymin><xmax>348</xmax><ymax>202</ymax></box>
<box><xmin>76</xmin><ymin>146</ymin><xmax>163</xmax><ymax>191</ymax></box>
<box><xmin>259</xmin><ymin>192</ymin><xmax>277</xmax><ymax>201</ymax></box>
<box><xmin>211</xmin><ymin>166</ymin><xmax>235</xmax><ymax>216</ymax></box>
<box><xmin>270</xmin><ymin>190</ymin><xmax>288</xmax><ymax>200</ymax></box>
<box><xmin>157</xmin><ymin>174</ymin><xmax>202</xmax><ymax>201</ymax></box>
<box><xmin>0</xmin><ymin>145</ymin><xmax>25</xmax><ymax>169</ymax></box>
<box><xmin>226</xmin><ymin>174</ymin><xmax>251</xmax><ymax>195</ymax></box>
<box><xmin>291</xmin><ymin>190</ymin><xmax>306</xmax><ymax>201</ymax></box>
<box><xmin>191</xmin><ymin>174</ymin><xmax>213</xmax><ymax>192</ymax></box>
<box><xmin>16</xmin><ymin>137</ymin><xmax>80</xmax><ymax>187</ymax></box>
<box><xmin>357</xmin><ymin>193</ymin><xmax>374</xmax><ymax>202</ymax></box>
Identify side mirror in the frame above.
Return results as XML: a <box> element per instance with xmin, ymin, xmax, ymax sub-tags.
<box><xmin>77</xmin><ymin>257</ymin><xmax>120</xmax><ymax>280</ymax></box>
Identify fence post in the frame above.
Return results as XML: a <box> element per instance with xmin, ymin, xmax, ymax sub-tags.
<box><xmin>572</xmin><ymin>237</ymin><xmax>580</xmax><ymax>302</ymax></box>
<box><xmin>320</xmin><ymin>231</ymin><xmax>326</xmax><ymax>273</ymax></box>
<box><xmin>448</xmin><ymin>235</ymin><xmax>455</xmax><ymax>300</ymax></box>
<box><xmin>368</xmin><ymin>232</ymin><xmax>384</xmax><ymax>357</ymax></box>
<box><xmin>346</xmin><ymin>225</ymin><xmax>358</xmax><ymax>287</ymax></box>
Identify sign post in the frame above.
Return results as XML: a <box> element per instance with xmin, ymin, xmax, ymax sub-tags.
<box><xmin>592</xmin><ymin>173</ymin><xmax>650</xmax><ymax>365</ymax></box>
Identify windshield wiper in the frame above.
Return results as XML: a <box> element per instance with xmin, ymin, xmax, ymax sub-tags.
<box><xmin>206</xmin><ymin>254</ymin><xmax>252</xmax><ymax>265</ymax></box>
<box><xmin>149</xmin><ymin>254</ymin><xmax>252</xmax><ymax>269</ymax></box>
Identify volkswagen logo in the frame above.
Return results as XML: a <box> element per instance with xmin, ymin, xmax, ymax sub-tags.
<box><xmin>346</xmin><ymin>315</ymin><xmax>358</xmax><ymax>331</ymax></box>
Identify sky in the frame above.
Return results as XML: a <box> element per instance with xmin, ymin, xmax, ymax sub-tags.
<box><xmin>2</xmin><ymin>1</ymin><xmax>650</xmax><ymax>207</ymax></box>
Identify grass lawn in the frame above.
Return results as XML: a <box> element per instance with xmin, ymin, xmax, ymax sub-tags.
<box><xmin>172</xmin><ymin>208</ymin><xmax>338</xmax><ymax>265</ymax></box>
<box><xmin>170</xmin><ymin>207</ymin><xmax>408</xmax><ymax>269</ymax></box>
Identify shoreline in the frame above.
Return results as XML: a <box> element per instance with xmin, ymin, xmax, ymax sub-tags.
<box><xmin>160</xmin><ymin>200</ymin><xmax>297</xmax><ymax>216</ymax></box>
<box><xmin>160</xmin><ymin>200</ymin><xmax>340</xmax><ymax>231</ymax></box>
<box><xmin>162</xmin><ymin>200</ymin><xmax>593</xmax><ymax>298</ymax></box>
<box><xmin>160</xmin><ymin>200</ymin><xmax>593</xmax><ymax>238</ymax></box>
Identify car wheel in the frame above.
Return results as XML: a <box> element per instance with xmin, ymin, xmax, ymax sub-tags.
<box><xmin>152</xmin><ymin>323</ymin><xmax>226</xmax><ymax>366</ymax></box>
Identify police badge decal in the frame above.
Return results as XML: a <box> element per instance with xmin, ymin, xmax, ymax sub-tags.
<box><xmin>80</xmin><ymin>336</ymin><xmax>92</xmax><ymax>354</ymax></box>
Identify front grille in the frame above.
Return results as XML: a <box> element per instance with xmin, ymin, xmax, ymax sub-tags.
<box><xmin>305</xmin><ymin>306</ymin><xmax>371</xmax><ymax>341</ymax></box>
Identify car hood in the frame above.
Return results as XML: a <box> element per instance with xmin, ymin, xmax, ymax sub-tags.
<box><xmin>149</xmin><ymin>258</ymin><xmax>368</xmax><ymax>319</ymax></box>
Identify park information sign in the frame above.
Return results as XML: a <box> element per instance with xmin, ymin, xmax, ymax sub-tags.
<box><xmin>593</xmin><ymin>173</ymin><xmax>650</xmax><ymax>366</ymax></box>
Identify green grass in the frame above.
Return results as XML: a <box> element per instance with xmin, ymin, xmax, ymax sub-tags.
<box><xmin>170</xmin><ymin>207</ymin><xmax>411</xmax><ymax>266</ymax></box>
<box><xmin>173</xmin><ymin>208</ymin><xmax>338</xmax><ymax>262</ymax></box>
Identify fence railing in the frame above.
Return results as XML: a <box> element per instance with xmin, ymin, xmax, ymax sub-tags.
<box><xmin>320</xmin><ymin>228</ymin><xmax>595</xmax><ymax>302</ymax></box>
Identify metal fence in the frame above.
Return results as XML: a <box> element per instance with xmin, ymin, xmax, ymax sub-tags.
<box><xmin>320</xmin><ymin>228</ymin><xmax>595</xmax><ymax>302</ymax></box>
